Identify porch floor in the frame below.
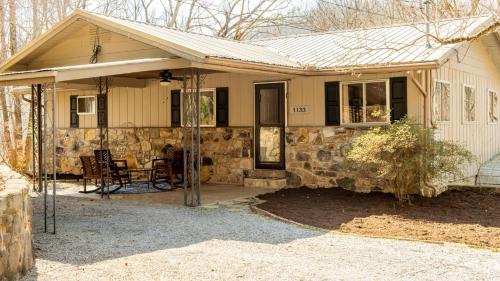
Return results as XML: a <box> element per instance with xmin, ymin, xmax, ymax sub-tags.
<box><xmin>49</xmin><ymin>181</ymin><xmax>277</xmax><ymax>206</ymax></box>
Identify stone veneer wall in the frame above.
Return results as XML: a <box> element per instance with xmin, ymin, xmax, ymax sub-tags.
<box><xmin>0</xmin><ymin>164</ymin><xmax>33</xmax><ymax>280</ymax></box>
<box><xmin>50</xmin><ymin>127</ymin><xmax>253</xmax><ymax>185</ymax></box>
<box><xmin>51</xmin><ymin>126</ymin><xmax>384</xmax><ymax>191</ymax></box>
<box><xmin>285</xmin><ymin>127</ymin><xmax>386</xmax><ymax>192</ymax></box>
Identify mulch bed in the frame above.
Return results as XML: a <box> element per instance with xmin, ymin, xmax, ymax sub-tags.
<box><xmin>256</xmin><ymin>187</ymin><xmax>500</xmax><ymax>249</ymax></box>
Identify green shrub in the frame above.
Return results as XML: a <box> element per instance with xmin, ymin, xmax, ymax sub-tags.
<box><xmin>346</xmin><ymin>118</ymin><xmax>475</xmax><ymax>202</ymax></box>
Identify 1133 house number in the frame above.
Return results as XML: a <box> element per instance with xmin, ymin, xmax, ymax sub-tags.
<box><xmin>292</xmin><ymin>106</ymin><xmax>309</xmax><ymax>113</ymax></box>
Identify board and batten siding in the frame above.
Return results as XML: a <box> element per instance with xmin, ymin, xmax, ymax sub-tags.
<box><xmin>433</xmin><ymin>40</ymin><xmax>500</xmax><ymax>177</ymax></box>
<box><xmin>51</xmin><ymin>71</ymin><xmax>424</xmax><ymax>128</ymax></box>
<box><xmin>287</xmin><ymin>72</ymin><xmax>424</xmax><ymax>126</ymax></box>
<box><xmin>27</xmin><ymin>21</ymin><xmax>172</xmax><ymax>70</ymax></box>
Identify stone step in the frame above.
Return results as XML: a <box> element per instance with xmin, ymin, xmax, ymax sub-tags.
<box><xmin>245</xmin><ymin>169</ymin><xmax>287</xmax><ymax>179</ymax></box>
<box><xmin>243</xmin><ymin>177</ymin><xmax>287</xmax><ymax>189</ymax></box>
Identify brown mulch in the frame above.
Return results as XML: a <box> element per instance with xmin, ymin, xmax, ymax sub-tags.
<box><xmin>256</xmin><ymin>187</ymin><xmax>500</xmax><ymax>249</ymax></box>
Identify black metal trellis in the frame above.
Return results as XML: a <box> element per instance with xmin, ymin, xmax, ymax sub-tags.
<box><xmin>95</xmin><ymin>77</ymin><xmax>111</xmax><ymax>199</ymax></box>
<box><xmin>182</xmin><ymin>69</ymin><xmax>201</xmax><ymax>207</ymax></box>
<box><xmin>31</xmin><ymin>83</ymin><xmax>57</xmax><ymax>234</ymax></box>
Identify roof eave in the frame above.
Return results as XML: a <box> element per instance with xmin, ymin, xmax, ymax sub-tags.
<box><xmin>0</xmin><ymin>70</ymin><xmax>57</xmax><ymax>87</ymax></box>
<box><xmin>0</xmin><ymin>13</ymin><xmax>82</xmax><ymax>73</ymax></box>
<box><xmin>311</xmin><ymin>61</ymin><xmax>440</xmax><ymax>75</ymax></box>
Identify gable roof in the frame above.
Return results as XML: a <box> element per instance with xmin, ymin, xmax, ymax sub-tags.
<box><xmin>0</xmin><ymin>10</ymin><xmax>498</xmax><ymax>74</ymax></box>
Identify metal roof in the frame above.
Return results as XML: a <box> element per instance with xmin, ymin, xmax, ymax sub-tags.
<box><xmin>88</xmin><ymin>12</ymin><xmax>301</xmax><ymax>68</ymax></box>
<box><xmin>0</xmin><ymin>10</ymin><xmax>497</xmax><ymax>75</ymax></box>
<box><xmin>250</xmin><ymin>16</ymin><xmax>495</xmax><ymax>70</ymax></box>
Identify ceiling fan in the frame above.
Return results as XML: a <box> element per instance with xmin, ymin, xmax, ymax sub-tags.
<box><xmin>159</xmin><ymin>70</ymin><xmax>185</xmax><ymax>86</ymax></box>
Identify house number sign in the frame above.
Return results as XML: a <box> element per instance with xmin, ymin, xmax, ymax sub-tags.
<box><xmin>292</xmin><ymin>106</ymin><xmax>309</xmax><ymax>114</ymax></box>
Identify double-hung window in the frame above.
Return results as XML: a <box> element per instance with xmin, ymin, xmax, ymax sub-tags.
<box><xmin>76</xmin><ymin>96</ymin><xmax>96</xmax><ymax>115</ymax></box>
<box><xmin>433</xmin><ymin>81</ymin><xmax>450</xmax><ymax>122</ymax></box>
<box><xmin>488</xmin><ymin>89</ymin><xmax>498</xmax><ymax>124</ymax></box>
<box><xmin>463</xmin><ymin>84</ymin><xmax>476</xmax><ymax>123</ymax></box>
<box><xmin>181</xmin><ymin>88</ymin><xmax>216</xmax><ymax>127</ymax></box>
<box><xmin>341</xmin><ymin>80</ymin><xmax>389</xmax><ymax>124</ymax></box>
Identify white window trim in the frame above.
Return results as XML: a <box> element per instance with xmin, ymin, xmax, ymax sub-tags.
<box><xmin>180</xmin><ymin>88</ymin><xmax>217</xmax><ymax>127</ymax></box>
<box><xmin>76</xmin><ymin>95</ymin><xmax>96</xmax><ymax>115</ymax></box>
<box><xmin>433</xmin><ymin>80</ymin><xmax>451</xmax><ymax>125</ymax></box>
<box><xmin>339</xmin><ymin>79</ymin><xmax>390</xmax><ymax>125</ymax></box>
<box><xmin>462</xmin><ymin>84</ymin><xmax>477</xmax><ymax>125</ymax></box>
<box><xmin>487</xmin><ymin>88</ymin><xmax>498</xmax><ymax>125</ymax></box>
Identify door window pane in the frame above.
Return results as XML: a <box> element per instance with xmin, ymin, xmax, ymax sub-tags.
<box><xmin>259</xmin><ymin>88</ymin><xmax>280</xmax><ymax>124</ymax></box>
<box><xmin>366</xmin><ymin>82</ymin><xmax>387</xmax><ymax>122</ymax></box>
<box><xmin>342</xmin><ymin>83</ymin><xmax>363</xmax><ymax>123</ymax></box>
<box><xmin>259</xmin><ymin>127</ymin><xmax>280</xmax><ymax>162</ymax></box>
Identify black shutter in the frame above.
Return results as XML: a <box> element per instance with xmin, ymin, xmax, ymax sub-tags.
<box><xmin>70</xmin><ymin>95</ymin><xmax>79</xmax><ymax>128</ymax></box>
<box><xmin>97</xmin><ymin>95</ymin><xmax>107</xmax><ymax>127</ymax></box>
<box><xmin>325</xmin><ymin>82</ymin><xmax>340</xmax><ymax>126</ymax></box>
<box><xmin>171</xmin><ymin>90</ymin><xmax>181</xmax><ymax>127</ymax></box>
<box><xmin>390</xmin><ymin>77</ymin><xmax>407</xmax><ymax>122</ymax></box>
<box><xmin>216</xmin><ymin>87</ymin><xmax>229</xmax><ymax>127</ymax></box>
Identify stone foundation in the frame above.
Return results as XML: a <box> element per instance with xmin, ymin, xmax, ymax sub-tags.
<box><xmin>50</xmin><ymin>127</ymin><xmax>253</xmax><ymax>185</ymax></box>
<box><xmin>49</xmin><ymin>126</ymin><xmax>385</xmax><ymax>191</ymax></box>
<box><xmin>285</xmin><ymin>127</ymin><xmax>386</xmax><ymax>192</ymax></box>
<box><xmin>0</xmin><ymin>165</ymin><xmax>33</xmax><ymax>280</ymax></box>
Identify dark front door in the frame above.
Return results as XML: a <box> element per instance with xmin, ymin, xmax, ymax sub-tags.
<box><xmin>255</xmin><ymin>82</ymin><xmax>285</xmax><ymax>170</ymax></box>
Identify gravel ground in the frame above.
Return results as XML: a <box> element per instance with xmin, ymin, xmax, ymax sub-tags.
<box><xmin>23</xmin><ymin>194</ymin><xmax>500</xmax><ymax>281</ymax></box>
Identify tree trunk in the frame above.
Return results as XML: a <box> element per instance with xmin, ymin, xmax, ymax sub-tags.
<box><xmin>8</xmin><ymin>0</ymin><xmax>25</xmax><ymax>170</ymax></box>
<box><xmin>0</xmin><ymin>0</ymin><xmax>15</xmax><ymax>165</ymax></box>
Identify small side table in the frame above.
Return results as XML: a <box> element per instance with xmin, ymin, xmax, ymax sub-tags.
<box><xmin>128</xmin><ymin>168</ymin><xmax>154</xmax><ymax>189</ymax></box>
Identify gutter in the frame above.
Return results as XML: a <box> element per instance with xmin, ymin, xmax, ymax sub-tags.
<box><xmin>0</xmin><ymin>70</ymin><xmax>57</xmax><ymax>87</ymax></box>
<box><xmin>203</xmin><ymin>58</ymin><xmax>440</xmax><ymax>76</ymax></box>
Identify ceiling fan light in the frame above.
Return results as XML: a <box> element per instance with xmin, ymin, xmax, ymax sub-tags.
<box><xmin>160</xmin><ymin>79</ymin><xmax>171</xmax><ymax>87</ymax></box>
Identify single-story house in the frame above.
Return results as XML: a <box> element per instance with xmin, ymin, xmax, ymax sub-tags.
<box><xmin>1</xmin><ymin>10</ymin><xmax>499</xmax><ymax>192</ymax></box>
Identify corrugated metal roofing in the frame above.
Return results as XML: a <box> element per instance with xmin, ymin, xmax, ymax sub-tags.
<box><xmin>89</xmin><ymin>12</ymin><xmax>301</xmax><ymax>68</ymax></box>
<box><xmin>1</xmin><ymin>10</ymin><xmax>496</xmax><ymax>73</ymax></box>
<box><xmin>249</xmin><ymin>16</ymin><xmax>494</xmax><ymax>69</ymax></box>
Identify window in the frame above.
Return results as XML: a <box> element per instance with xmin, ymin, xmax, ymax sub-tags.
<box><xmin>433</xmin><ymin>81</ymin><xmax>450</xmax><ymax>122</ymax></box>
<box><xmin>488</xmin><ymin>89</ymin><xmax>498</xmax><ymax>124</ymax></box>
<box><xmin>341</xmin><ymin>81</ymin><xmax>389</xmax><ymax>124</ymax></box>
<box><xmin>463</xmin><ymin>85</ymin><xmax>476</xmax><ymax>123</ymax></box>
<box><xmin>76</xmin><ymin>96</ymin><xmax>96</xmax><ymax>115</ymax></box>
<box><xmin>182</xmin><ymin>89</ymin><xmax>216</xmax><ymax>127</ymax></box>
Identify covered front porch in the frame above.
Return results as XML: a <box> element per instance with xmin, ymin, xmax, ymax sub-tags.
<box><xmin>0</xmin><ymin>51</ymin><xmax>290</xmax><ymax>233</ymax></box>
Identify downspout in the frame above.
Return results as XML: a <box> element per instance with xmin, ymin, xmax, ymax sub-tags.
<box><xmin>424</xmin><ymin>69</ymin><xmax>432</xmax><ymax>128</ymax></box>
<box><xmin>428</xmin><ymin>69</ymin><xmax>434</xmax><ymax>128</ymax></box>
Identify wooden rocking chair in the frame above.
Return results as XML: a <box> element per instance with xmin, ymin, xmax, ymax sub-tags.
<box><xmin>94</xmin><ymin>149</ymin><xmax>132</xmax><ymax>188</ymax></box>
<box><xmin>79</xmin><ymin>156</ymin><xmax>102</xmax><ymax>193</ymax></box>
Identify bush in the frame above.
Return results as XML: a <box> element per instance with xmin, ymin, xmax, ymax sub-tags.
<box><xmin>346</xmin><ymin>118</ymin><xmax>475</xmax><ymax>202</ymax></box>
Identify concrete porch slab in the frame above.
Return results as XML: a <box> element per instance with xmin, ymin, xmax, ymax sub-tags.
<box><xmin>38</xmin><ymin>181</ymin><xmax>276</xmax><ymax>207</ymax></box>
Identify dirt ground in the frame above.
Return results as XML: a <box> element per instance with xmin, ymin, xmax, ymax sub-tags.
<box><xmin>257</xmin><ymin>187</ymin><xmax>500</xmax><ymax>249</ymax></box>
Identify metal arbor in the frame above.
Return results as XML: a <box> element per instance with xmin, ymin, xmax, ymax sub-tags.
<box><xmin>31</xmin><ymin>83</ymin><xmax>57</xmax><ymax>234</ymax></box>
<box><xmin>181</xmin><ymin>69</ymin><xmax>202</xmax><ymax>207</ymax></box>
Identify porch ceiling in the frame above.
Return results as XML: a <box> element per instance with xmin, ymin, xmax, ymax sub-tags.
<box><xmin>0</xmin><ymin>58</ymin><xmax>191</xmax><ymax>87</ymax></box>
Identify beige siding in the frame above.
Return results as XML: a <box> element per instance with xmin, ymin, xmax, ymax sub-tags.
<box><xmin>287</xmin><ymin>72</ymin><xmax>424</xmax><ymax>126</ymax></box>
<box><xmin>27</xmin><ymin>22</ymin><xmax>172</xmax><ymax>70</ymax></box>
<box><xmin>52</xmin><ymin>71</ymin><xmax>425</xmax><ymax>129</ymax></box>
<box><xmin>433</xmin><ymin>40</ymin><xmax>500</xmax><ymax>176</ymax></box>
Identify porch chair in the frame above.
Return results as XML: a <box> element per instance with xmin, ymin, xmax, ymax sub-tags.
<box><xmin>79</xmin><ymin>156</ymin><xmax>101</xmax><ymax>193</ymax></box>
<box><xmin>93</xmin><ymin>149</ymin><xmax>131</xmax><ymax>187</ymax></box>
<box><xmin>151</xmin><ymin>146</ymin><xmax>185</xmax><ymax>189</ymax></box>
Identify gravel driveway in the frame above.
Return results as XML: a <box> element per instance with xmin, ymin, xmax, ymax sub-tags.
<box><xmin>23</xmin><ymin>194</ymin><xmax>500</xmax><ymax>281</ymax></box>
